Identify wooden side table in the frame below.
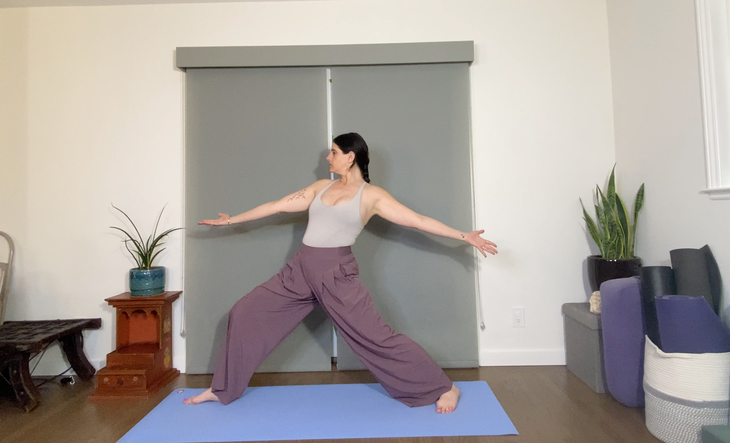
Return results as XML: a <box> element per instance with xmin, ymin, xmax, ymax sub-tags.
<box><xmin>90</xmin><ymin>291</ymin><xmax>180</xmax><ymax>400</ymax></box>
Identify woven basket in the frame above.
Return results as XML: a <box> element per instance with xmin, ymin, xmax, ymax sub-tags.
<box><xmin>644</xmin><ymin>337</ymin><xmax>730</xmax><ymax>443</ymax></box>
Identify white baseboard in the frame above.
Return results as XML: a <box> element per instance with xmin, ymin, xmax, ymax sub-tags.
<box><xmin>479</xmin><ymin>348</ymin><xmax>566</xmax><ymax>366</ymax></box>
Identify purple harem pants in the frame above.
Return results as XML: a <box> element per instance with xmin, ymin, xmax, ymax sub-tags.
<box><xmin>210</xmin><ymin>244</ymin><xmax>453</xmax><ymax>407</ymax></box>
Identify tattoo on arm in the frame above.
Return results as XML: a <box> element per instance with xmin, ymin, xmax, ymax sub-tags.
<box><xmin>287</xmin><ymin>190</ymin><xmax>307</xmax><ymax>202</ymax></box>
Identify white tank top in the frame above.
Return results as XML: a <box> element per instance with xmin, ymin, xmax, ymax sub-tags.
<box><xmin>302</xmin><ymin>181</ymin><xmax>367</xmax><ymax>247</ymax></box>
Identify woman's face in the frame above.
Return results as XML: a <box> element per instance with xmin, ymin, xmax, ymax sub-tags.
<box><xmin>326</xmin><ymin>143</ymin><xmax>353</xmax><ymax>175</ymax></box>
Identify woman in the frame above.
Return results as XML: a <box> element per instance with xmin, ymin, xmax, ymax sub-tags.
<box><xmin>185</xmin><ymin>133</ymin><xmax>497</xmax><ymax>413</ymax></box>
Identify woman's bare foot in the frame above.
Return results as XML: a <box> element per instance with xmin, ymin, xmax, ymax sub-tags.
<box><xmin>435</xmin><ymin>384</ymin><xmax>460</xmax><ymax>413</ymax></box>
<box><xmin>183</xmin><ymin>388</ymin><xmax>220</xmax><ymax>405</ymax></box>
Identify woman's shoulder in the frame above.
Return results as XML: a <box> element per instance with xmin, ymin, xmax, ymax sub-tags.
<box><xmin>362</xmin><ymin>182</ymin><xmax>387</xmax><ymax>193</ymax></box>
<box><xmin>310</xmin><ymin>179</ymin><xmax>334</xmax><ymax>193</ymax></box>
<box><xmin>361</xmin><ymin>183</ymin><xmax>392</xmax><ymax>203</ymax></box>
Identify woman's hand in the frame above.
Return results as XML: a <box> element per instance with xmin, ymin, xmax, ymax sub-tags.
<box><xmin>463</xmin><ymin>230</ymin><xmax>498</xmax><ymax>258</ymax></box>
<box><xmin>198</xmin><ymin>213</ymin><xmax>231</xmax><ymax>226</ymax></box>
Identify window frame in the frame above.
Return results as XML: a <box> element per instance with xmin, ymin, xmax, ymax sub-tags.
<box><xmin>696</xmin><ymin>0</ymin><xmax>730</xmax><ymax>199</ymax></box>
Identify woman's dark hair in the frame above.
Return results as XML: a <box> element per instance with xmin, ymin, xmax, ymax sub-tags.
<box><xmin>333</xmin><ymin>132</ymin><xmax>370</xmax><ymax>183</ymax></box>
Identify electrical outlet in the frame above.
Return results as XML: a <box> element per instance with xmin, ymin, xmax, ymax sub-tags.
<box><xmin>512</xmin><ymin>307</ymin><xmax>525</xmax><ymax>327</ymax></box>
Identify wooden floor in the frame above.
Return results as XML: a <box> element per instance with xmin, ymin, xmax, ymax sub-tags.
<box><xmin>0</xmin><ymin>366</ymin><xmax>660</xmax><ymax>443</ymax></box>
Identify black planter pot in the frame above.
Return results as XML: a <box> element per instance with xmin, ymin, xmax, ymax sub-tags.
<box><xmin>586</xmin><ymin>255</ymin><xmax>642</xmax><ymax>292</ymax></box>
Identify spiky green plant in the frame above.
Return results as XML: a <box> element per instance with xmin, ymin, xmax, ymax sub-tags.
<box><xmin>580</xmin><ymin>166</ymin><xmax>645</xmax><ymax>260</ymax></box>
<box><xmin>111</xmin><ymin>204</ymin><xmax>183</xmax><ymax>270</ymax></box>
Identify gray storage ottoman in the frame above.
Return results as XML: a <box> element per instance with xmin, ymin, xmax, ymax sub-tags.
<box><xmin>562</xmin><ymin>302</ymin><xmax>607</xmax><ymax>393</ymax></box>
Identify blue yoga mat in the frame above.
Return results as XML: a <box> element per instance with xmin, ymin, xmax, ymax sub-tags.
<box><xmin>119</xmin><ymin>381</ymin><xmax>517</xmax><ymax>442</ymax></box>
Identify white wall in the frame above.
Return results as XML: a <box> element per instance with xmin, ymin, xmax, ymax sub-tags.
<box><xmin>607</xmin><ymin>0</ymin><xmax>730</xmax><ymax>325</ymax></box>
<box><xmin>0</xmin><ymin>0</ymin><xmax>616</xmax><ymax>374</ymax></box>
<box><xmin>0</xmin><ymin>9</ymin><xmax>29</xmax><ymax>303</ymax></box>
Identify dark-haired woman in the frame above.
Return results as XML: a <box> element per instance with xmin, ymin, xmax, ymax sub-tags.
<box><xmin>185</xmin><ymin>133</ymin><xmax>497</xmax><ymax>413</ymax></box>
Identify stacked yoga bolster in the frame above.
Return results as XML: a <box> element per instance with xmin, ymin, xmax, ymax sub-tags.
<box><xmin>600</xmin><ymin>276</ymin><xmax>646</xmax><ymax>407</ymax></box>
<box><xmin>211</xmin><ymin>244</ymin><xmax>452</xmax><ymax>407</ymax></box>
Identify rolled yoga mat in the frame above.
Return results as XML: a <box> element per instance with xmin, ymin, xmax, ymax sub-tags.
<box><xmin>655</xmin><ymin>295</ymin><xmax>730</xmax><ymax>354</ymax></box>
<box><xmin>701</xmin><ymin>244</ymin><xmax>723</xmax><ymax>313</ymax></box>
<box><xmin>640</xmin><ymin>266</ymin><xmax>676</xmax><ymax>349</ymax></box>
<box><xmin>670</xmin><ymin>246</ymin><xmax>721</xmax><ymax>314</ymax></box>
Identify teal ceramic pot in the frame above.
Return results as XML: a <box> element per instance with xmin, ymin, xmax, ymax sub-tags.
<box><xmin>129</xmin><ymin>266</ymin><xmax>165</xmax><ymax>296</ymax></box>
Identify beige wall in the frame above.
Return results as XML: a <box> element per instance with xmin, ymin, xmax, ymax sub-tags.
<box><xmin>607</xmin><ymin>0</ymin><xmax>730</xmax><ymax>323</ymax></box>
<box><xmin>0</xmin><ymin>0</ymin><xmax>616</xmax><ymax>373</ymax></box>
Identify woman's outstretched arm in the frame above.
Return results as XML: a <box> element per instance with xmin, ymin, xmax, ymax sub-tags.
<box><xmin>199</xmin><ymin>179</ymin><xmax>331</xmax><ymax>226</ymax></box>
<box><xmin>366</xmin><ymin>186</ymin><xmax>498</xmax><ymax>257</ymax></box>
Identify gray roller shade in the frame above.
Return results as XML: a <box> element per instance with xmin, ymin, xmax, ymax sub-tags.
<box><xmin>181</xmin><ymin>42</ymin><xmax>477</xmax><ymax>375</ymax></box>
<box><xmin>184</xmin><ymin>67</ymin><xmax>333</xmax><ymax>373</ymax></box>
<box><xmin>330</xmin><ymin>63</ymin><xmax>478</xmax><ymax>369</ymax></box>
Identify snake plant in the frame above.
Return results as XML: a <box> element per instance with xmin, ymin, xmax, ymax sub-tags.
<box><xmin>111</xmin><ymin>204</ymin><xmax>183</xmax><ymax>270</ymax></box>
<box><xmin>580</xmin><ymin>166</ymin><xmax>645</xmax><ymax>260</ymax></box>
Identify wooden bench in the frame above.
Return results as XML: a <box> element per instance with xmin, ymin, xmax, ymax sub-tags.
<box><xmin>0</xmin><ymin>318</ymin><xmax>101</xmax><ymax>412</ymax></box>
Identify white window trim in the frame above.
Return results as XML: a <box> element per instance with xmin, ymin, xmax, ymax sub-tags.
<box><xmin>696</xmin><ymin>0</ymin><xmax>730</xmax><ymax>199</ymax></box>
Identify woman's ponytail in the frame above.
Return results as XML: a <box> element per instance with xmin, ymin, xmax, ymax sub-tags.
<box><xmin>361</xmin><ymin>164</ymin><xmax>370</xmax><ymax>183</ymax></box>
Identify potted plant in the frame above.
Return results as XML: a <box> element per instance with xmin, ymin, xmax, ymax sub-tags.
<box><xmin>111</xmin><ymin>204</ymin><xmax>183</xmax><ymax>296</ymax></box>
<box><xmin>581</xmin><ymin>166</ymin><xmax>645</xmax><ymax>291</ymax></box>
